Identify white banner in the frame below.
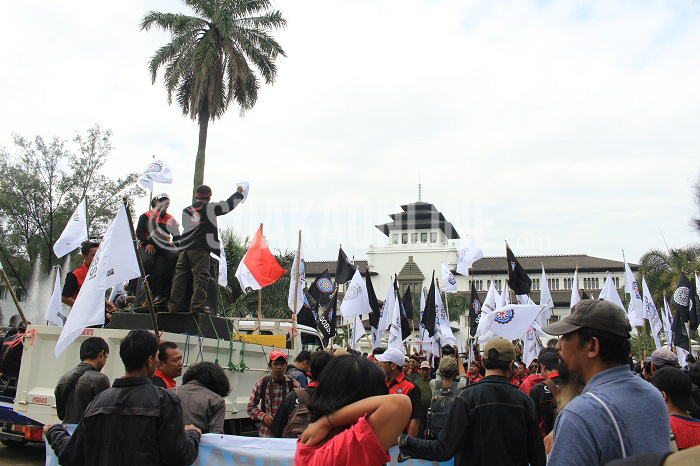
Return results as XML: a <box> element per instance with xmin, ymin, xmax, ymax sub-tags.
<box><xmin>53</xmin><ymin>198</ymin><xmax>88</xmax><ymax>258</ymax></box>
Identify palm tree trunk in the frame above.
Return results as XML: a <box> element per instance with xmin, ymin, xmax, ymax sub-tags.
<box><xmin>192</xmin><ymin>101</ymin><xmax>210</xmax><ymax>201</ymax></box>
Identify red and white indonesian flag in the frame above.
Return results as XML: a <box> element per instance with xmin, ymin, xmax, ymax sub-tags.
<box><xmin>235</xmin><ymin>226</ymin><xmax>285</xmax><ymax>292</ymax></box>
<box><xmin>53</xmin><ymin>198</ymin><xmax>88</xmax><ymax>258</ymax></box>
<box><xmin>55</xmin><ymin>204</ymin><xmax>140</xmax><ymax>357</ymax></box>
<box><xmin>340</xmin><ymin>268</ymin><xmax>371</xmax><ymax>319</ymax></box>
<box><xmin>485</xmin><ymin>304</ymin><xmax>546</xmax><ymax>340</ymax></box>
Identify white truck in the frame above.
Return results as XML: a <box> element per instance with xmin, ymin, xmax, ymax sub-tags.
<box><xmin>2</xmin><ymin>317</ymin><xmax>323</xmax><ymax>445</ymax></box>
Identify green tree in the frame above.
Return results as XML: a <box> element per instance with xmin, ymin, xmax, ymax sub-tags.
<box><xmin>0</xmin><ymin>125</ymin><xmax>142</xmax><ymax>285</ymax></box>
<box><xmin>637</xmin><ymin>244</ymin><xmax>700</xmax><ymax>305</ymax></box>
<box><xmin>141</xmin><ymin>0</ymin><xmax>287</xmax><ymax>195</ymax></box>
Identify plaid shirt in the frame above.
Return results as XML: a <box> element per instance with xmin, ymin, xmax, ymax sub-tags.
<box><xmin>247</xmin><ymin>374</ymin><xmax>300</xmax><ymax>437</ymax></box>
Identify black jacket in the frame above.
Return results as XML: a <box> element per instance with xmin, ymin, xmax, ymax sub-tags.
<box><xmin>54</xmin><ymin>362</ymin><xmax>110</xmax><ymax>423</ymax></box>
<box><xmin>177</xmin><ymin>192</ymin><xmax>243</xmax><ymax>254</ymax></box>
<box><xmin>402</xmin><ymin>375</ymin><xmax>546</xmax><ymax>466</ymax></box>
<box><xmin>529</xmin><ymin>374</ymin><xmax>560</xmax><ymax>436</ymax></box>
<box><xmin>46</xmin><ymin>376</ymin><xmax>200</xmax><ymax>466</ymax></box>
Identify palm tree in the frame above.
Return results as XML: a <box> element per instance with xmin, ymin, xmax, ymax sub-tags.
<box><xmin>141</xmin><ymin>0</ymin><xmax>286</xmax><ymax>194</ymax></box>
<box><xmin>638</xmin><ymin>244</ymin><xmax>700</xmax><ymax>304</ymax></box>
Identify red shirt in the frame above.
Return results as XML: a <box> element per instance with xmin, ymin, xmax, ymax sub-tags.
<box><xmin>670</xmin><ymin>414</ymin><xmax>700</xmax><ymax>450</ymax></box>
<box><xmin>70</xmin><ymin>263</ymin><xmax>90</xmax><ymax>299</ymax></box>
<box><xmin>468</xmin><ymin>374</ymin><xmax>483</xmax><ymax>384</ymax></box>
<box><xmin>519</xmin><ymin>373</ymin><xmax>545</xmax><ymax>395</ymax></box>
<box><xmin>154</xmin><ymin>370</ymin><xmax>176</xmax><ymax>389</ymax></box>
<box><xmin>295</xmin><ymin>415</ymin><xmax>390</xmax><ymax>466</ymax></box>
<box><xmin>387</xmin><ymin>372</ymin><xmax>415</xmax><ymax>395</ymax></box>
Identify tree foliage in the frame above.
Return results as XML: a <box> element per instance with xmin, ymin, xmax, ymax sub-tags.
<box><xmin>637</xmin><ymin>244</ymin><xmax>700</xmax><ymax>305</ymax></box>
<box><xmin>141</xmin><ymin>0</ymin><xmax>287</xmax><ymax>191</ymax></box>
<box><xmin>0</xmin><ymin>125</ymin><xmax>142</xmax><ymax>286</ymax></box>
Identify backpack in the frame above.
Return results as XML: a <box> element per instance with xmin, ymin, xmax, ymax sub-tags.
<box><xmin>260</xmin><ymin>375</ymin><xmax>295</xmax><ymax>413</ymax></box>
<box><xmin>282</xmin><ymin>388</ymin><xmax>311</xmax><ymax>438</ymax></box>
<box><xmin>427</xmin><ymin>382</ymin><xmax>459</xmax><ymax>438</ymax></box>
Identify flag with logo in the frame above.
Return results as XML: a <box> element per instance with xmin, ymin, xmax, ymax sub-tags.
<box><xmin>387</xmin><ymin>285</ymin><xmax>403</xmax><ymax>351</ymax></box>
<box><xmin>523</xmin><ymin>327</ymin><xmax>541</xmax><ymax>367</ymax></box>
<box><xmin>55</xmin><ymin>204</ymin><xmax>140</xmax><ymax>357</ymax></box>
<box><xmin>672</xmin><ymin>272</ymin><xmax>696</xmax><ymax>329</ymax></box>
<box><xmin>340</xmin><ymin>268</ymin><xmax>371</xmax><ymax>319</ymax></box>
<box><xmin>318</xmin><ymin>289</ymin><xmax>338</xmax><ymax>340</ymax></box>
<box><xmin>623</xmin><ymin>260</ymin><xmax>643</xmax><ymax>326</ymax></box>
<box><xmin>456</xmin><ymin>238</ymin><xmax>483</xmax><ymax>277</ymax></box>
<box><xmin>297</xmin><ymin>299</ymin><xmax>318</xmax><ymax>329</ymax></box>
<box><xmin>570</xmin><ymin>268</ymin><xmax>580</xmax><ymax>310</ymax></box>
<box><xmin>287</xmin><ymin>241</ymin><xmax>305</xmax><ymax>314</ymax></box>
<box><xmin>469</xmin><ymin>283</ymin><xmax>481</xmax><ymax>337</ymax></box>
<box><xmin>138</xmin><ymin>158</ymin><xmax>173</xmax><ymax>191</ymax></box>
<box><xmin>485</xmin><ymin>304</ymin><xmax>546</xmax><ymax>341</ymax></box>
<box><xmin>598</xmin><ymin>272</ymin><xmax>624</xmax><ymax>310</ymax></box>
<box><xmin>334</xmin><ymin>247</ymin><xmax>356</xmax><ymax>285</ymax></box>
<box><xmin>310</xmin><ymin>269</ymin><xmax>334</xmax><ymax>307</ymax></box>
<box><xmin>53</xmin><ymin>198</ymin><xmax>88</xmax><ymax>258</ymax></box>
<box><xmin>672</xmin><ymin>307</ymin><xmax>691</xmax><ymax>352</ymax></box>
<box><xmin>434</xmin><ymin>284</ymin><xmax>456</xmax><ymax>346</ymax></box>
<box><xmin>441</xmin><ymin>262</ymin><xmax>458</xmax><ymax>294</ymax></box>
<box><xmin>642</xmin><ymin>277</ymin><xmax>663</xmax><ymax>349</ymax></box>
<box><xmin>365</xmin><ymin>267</ymin><xmax>380</xmax><ymax>329</ymax></box>
<box><xmin>506</xmin><ymin>244</ymin><xmax>531</xmax><ymax>295</ymax></box>
<box><xmin>44</xmin><ymin>268</ymin><xmax>64</xmax><ymax>326</ymax></box>
<box><xmin>235</xmin><ymin>226</ymin><xmax>285</xmax><ymax>292</ymax></box>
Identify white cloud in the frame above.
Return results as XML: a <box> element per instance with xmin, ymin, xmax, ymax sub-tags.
<box><xmin>1</xmin><ymin>0</ymin><xmax>698</xmax><ymax>265</ymax></box>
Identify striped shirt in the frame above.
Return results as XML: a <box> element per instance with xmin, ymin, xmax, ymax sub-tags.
<box><xmin>247</xmin><ymin>375</ymin><xmax>300</xmax><ymax>437</ymax></box>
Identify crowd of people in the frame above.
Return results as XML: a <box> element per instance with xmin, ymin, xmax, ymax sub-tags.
<box><xmin>26</xmin><ymin>298</ymin><xmax>700</xmax><ymax>465</ymax></box>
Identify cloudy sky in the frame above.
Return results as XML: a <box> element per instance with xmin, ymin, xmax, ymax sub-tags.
<box><xmin>1</xmin><ymin>0</ymin><xmax>699</xmax><ymax>264</ymax></box>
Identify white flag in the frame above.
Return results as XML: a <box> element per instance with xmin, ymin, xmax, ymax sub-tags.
<box><xmin>44</xmin><ymin>268</ymin><xmax>64</xmax><ymax>327</ymax></box>
<box><xmin>441</xmin><ymin>262</ymin><xmax>458</xmax><ymax>293</ymax></box>
<box><xmin>137</xmin><ymin>158</ymin><xmax>173</xmax><ymax>191</ymax></box>
<box><xmin>523</xmin><ymin>327</ymin><xmax>541</xmax><ymax>367</ymax></box>
<box><xmin>55</xmin><ymin>204</ymin><xmax>140</xmax><ymax>358</ymax></box>
<box><xmin>570</xmin><ymin>268</ymin><xmax>580</xmax><ymax>310</ymax></box>
<box><xmin>108</xmin><ymin>282</ymin><xmax>125</xmax><ymax>304</ymax></box>
<box><xmin>351</xmin><ymin>314</ymin><xmax>366</xmax><ymax>350</ymax></box>
<box><xmin>288</xmin><ymin>241</ymin><xmax>305</xmax><ymax>314</ymax></box>
<box><xmin>456</xmin><ymin>239</ymin><xmax>483</xmax><ymax>277</ymax></box>
<box><xmin>235</xmin><ymin>181</ymin><xmax>250</xmax><ymax>204</ymax></box>
<box><xmin>642</xmin><ymin>277</ymin><xmax>663</xmax><ymax>349</ymax></box>
<box><xmin>598</xmin><ymin>272</ymin><xmax>624</xmax><ymax>310</ymax></box>
<box><xmin>538</xmin><ymin>265</ymin><xmax>553</xmax><ymax>326</ymax></box>
<box><xmin>378</xmin><ymin>278</ymin><xmax>395</xmax><ymax>336</ymax></box>
<box><xmin>485</xmin><ymin>304</ymin><xmax>546</xmax><ymax>340</ymax></box>
<box><xmin>371</xmin><ymin>326</ymin><xmax>381</xmax><ymax>350</ymax></box>
<box><xmin>435</xmin><ymin>286</ymin><xmax>456</xmax><ymax>346</ymax></box>
<box><xmin>53</xmin><ymin>198</ymin><xmax>88</xmax><ymax>258</ymax></box>
<box><xmin>218</xmin><ymin>238</ymin><xmax>228</xmax><ymax>287</ymax></box>
<box><xmin>388</xmin><ymin>288</ymin><xmax>403</xmax><ymax>351</ymax></box>
<box><xmin>624</xmin><ymin>260</ymin><xmax>644</xmax><ymax>325</ymax></box>
<box><xmin>340</xmin><ymin>268</ymin><xmax>371</xmax><ymax>319</ymax></box>
<box><xmin>475</xmin><ymin>281</ymin><xmax>498</xmax><ymax>342</ymax></box>
<box><xmin>662</xmin><ymin>294</ymin><xmax>673</xmax><ymax>343</ymax></box>
<box><xmin>483</xmin><ymin>281</ymin><xmax>498</xmax><ymax>312</ymax></box>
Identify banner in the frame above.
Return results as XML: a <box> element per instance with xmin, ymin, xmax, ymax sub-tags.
<box><xmin>47</xmin><ymin>432</ymin><xmax>453</xmax><ymax>466</ymax></box>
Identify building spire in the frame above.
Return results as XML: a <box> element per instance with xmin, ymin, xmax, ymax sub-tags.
<box><xmin>418</xmin><ymin>175</ymin><xmax>422</xmax><ymax>202</ymax></box>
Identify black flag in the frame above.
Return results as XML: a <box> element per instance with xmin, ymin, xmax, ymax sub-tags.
<box><xmin>297</xmin><ymin>301</ymin><xmax>318</xmax><ymax>329</ymax></box>
<box><xmin>672</xmin><ymin>306</ymin><xmax>691</xmax><ymax>352</ymax></box>
<box><xmin>672</xmin><ymin>272</ymin><xmax>696</xmax><ymax>329</ymax></box>
<box><xmin>395</xmin><ymin>280</ymin><xmax>411</xmax><ymax>341</ymax></box>
<box><xmin>691</xmin><ymin>276</ymin><xmax>700</xmax><ymax>330</ymax></box>
<box><xmin>469</xmin><ymin>282</ymin><xmax>482</xmax><ymax>337</ymax></box>
<box><xmin>421</xmin><ymin>272</ymin><xmax>437</xmax><ymax>337</ymax></box>
<box><xmin>334</xmin><ymin>247</ymin><xmax>356</xmax><ymax>285</ymax></box>
<box><xmin>318</xmin><ymin>289</ymin><xmax>338</xmax><ymax>339</ymax></box>
<box><xmin>506</xmin><ymin>244</ymin><xmax>532</xmax><ymax>295</ymax></box>
<box><xmin>366</xmin><ymin>267</ymin><xmax>380</xmax><ymax>329</ymax></box>
<box><xmin>309</xmin><ymin>268</ymin><xmax>334</xmax><ymax>307</ymax></box>
<box><xmin>402</xmin><ymin>286</ymin><xmax>414</xmax><ymax>320</ymax></box>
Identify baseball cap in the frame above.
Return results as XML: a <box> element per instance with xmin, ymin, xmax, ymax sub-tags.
<box><xmin>543</xmin><ymin>299</ymin><xmax>631</xmax><ymax>337</ymax></box>
<box><xmin>538</xmin><ymin>351</ymin><xmax>559</xmax><ymax>369</ymax></box>
<box><xmin>420</xmin><ymin>361</ymin><xmax>431</xmax><ymax>369</ymax></box>
<box><xmin>650</xmin><ymin>348</ymin><xmax>679</xmax><ymax>368</ymax></box>
<box><xmin>484</xmin><ymin>338</ymin><xmax>516</xmax><ymax>362</ymax></box>
<box><xmin>439</xmin><ymin>356</ymin><xmax>457</xmax><ymax>373</ymax></box>
<box><xmin>651</xmin><ymin>367</ymin><xmax>699</xmax><ymax>413</ymax></box>
<box><xmin>375</xmin><ymin>348</ymin><xmax>405</xmax><ymax>367</ymax></box>
<box><xmin>269</xmin><ymin>349</ymin><xmax>288</xmax><ymax>362</ymax></box>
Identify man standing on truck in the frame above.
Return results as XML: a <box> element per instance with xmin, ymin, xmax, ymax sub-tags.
<box><xmin>54</xmin><ymin>337</ymin><xmax>110</xmax><ymax>424</ymax></box>
<box><xmin>247</xmin><ymin>349</ymin><xmax>300</xmax><ymax>437</ymax></box>
<box><xmin>61</xmin><ymin>241</ymin><xmax>116</xmax><ymax>317</ymax></box>
<box><xmin>169</xmin><ymin>185</ymin><xmax>244</xmax><ymax>315</ymax></box>
<box><xmin>45</xmin><ymin>329</ymin><xmax>202</xmax><ymax>465</ymax></box>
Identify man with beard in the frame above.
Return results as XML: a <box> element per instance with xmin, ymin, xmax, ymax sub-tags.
<box><xmin>544</xmin><ymin>299</ymin><xmax>670</xmax><ymax>465</ymax></box>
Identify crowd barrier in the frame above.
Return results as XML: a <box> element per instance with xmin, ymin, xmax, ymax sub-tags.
<box><xmin>46</xmin><ymin>429</ymin><xmax>454</xmax><ymax>465</ymax></box>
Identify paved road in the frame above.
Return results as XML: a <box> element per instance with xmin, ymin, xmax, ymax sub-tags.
<box><xmin>0</xmin><ymin>442</ymin><xmax>45</xmax><ymax>465</ymax></box>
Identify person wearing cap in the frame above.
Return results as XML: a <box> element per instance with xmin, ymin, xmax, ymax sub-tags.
<box><xmin>413</xmin><ymin>361</ymin><xmax>434</xmax><ymax>424</ymax></box>
<box><xmin>651</xmin><ymin>367</ymin><xmax>700</xmax><ymax>450</ymax></box>
<box><xmin>528</xmin><ymin>348</ymin><xmax>561</xmax><ymax>437</ymax></box>
<box><xmin>169</xmin><ymin>185</ymin><xmax>244</xmax><ymax>314</ymax></box>
<box><xmin>135</xmin><ymin>193</ymin><xmax>181</xmax><ymax>304</ymax></box>
<box><xmin>247</xmin><ymin>349</ymin><xmax>300</xmax><ymax>437</ymax></box>
<box><xmin>376</xmin><ymin>347</ymin><xmax>422</xmax><ymax>437</ymax></box>
<box><xmin>398</xmin><ymin>338</ymin><xmax>546</xmax><ymax>466</ymax></box>
<box><xmin>545</xmin><ymin>299</ymin><xmax>670</xmax><ymax>465</ymax></box>
<box><xmin>651</xmin><ymin>348</ymin><xmax>680</xmax><ymax>374</ymax></box>
<box><xmin>430</xmin><ymin>356</ymin><xmax>467</xmax><ymax>395</ymax></box>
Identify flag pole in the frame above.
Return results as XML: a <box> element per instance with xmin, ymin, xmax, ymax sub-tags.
<box><xmin>84</xmin><ymin>195</ymin><xmax>90</xmax><ymax>239</ymax></box>
<box><xmin>292</xmin><ymin>230</ymin><xmax>301</xmax><ymax>342</ymax></box>
<box><xmin>257</xmin><ymin>224</ymin><xmax>263</xmax><ymax>330</ymax></box>
<box><xmin>0</xmin><ymin>268</ymin><xmax>28</xmax><ymax>326</ymax></box>
<box><xmin>122</xmin><ymin>197</ymin><xmax>159</xmax><ymax>334</ymax></box>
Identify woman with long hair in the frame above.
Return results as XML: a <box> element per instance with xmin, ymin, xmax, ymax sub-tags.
<box><xmin>296</xmin><ymin>354</ymin><xmax>411</xmax><ymax>465</ymax></box>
